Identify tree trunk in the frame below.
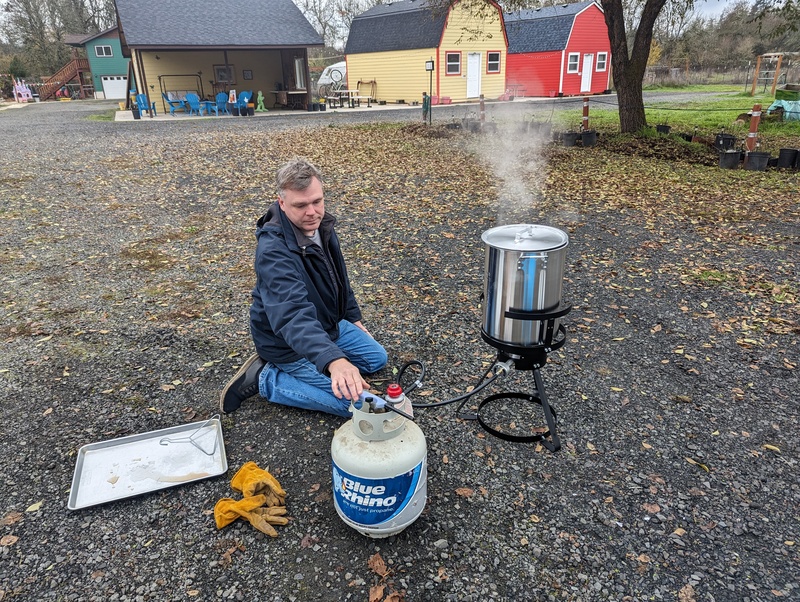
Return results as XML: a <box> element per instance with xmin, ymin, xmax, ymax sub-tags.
<box><xmin>601</xmin><ymin>0</ymin><xmax>668</xmax><ymax>133</ymax></box>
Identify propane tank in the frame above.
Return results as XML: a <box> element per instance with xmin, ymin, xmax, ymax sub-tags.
<box><xmin>331</xmin><ymin>388</ymin><xmax>427</xmax><ymax>538</ymax></box>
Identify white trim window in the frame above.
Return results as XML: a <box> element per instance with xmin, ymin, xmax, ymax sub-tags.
<box><xmin>95</xmin><ymin>45</ymin><xmax>113</xmax><ymax>57</ymax></box>
<box><xmin>567</xmin><ymin>53</ymin><xmax>580</xmax><ymax>73</ymax></box>
<box><xmin>596</xmin><ymin>52</ymin><xmax>608</xmax><ymax>72</ymax></box>
<box><xmin>487</xmin><ymin>51</ymin><xmax>501</xmax><ymax>73</ymax></box>
<box><xmin>446</xmin><ymin>52</ymin><xmax>461</xmax><ymax>75</ymax></box>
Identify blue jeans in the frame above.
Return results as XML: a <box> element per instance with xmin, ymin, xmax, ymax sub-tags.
<box><xmin>258</xmin><ymin>320</ymin><xmax>388</xmax><ymax>417</ymax></box>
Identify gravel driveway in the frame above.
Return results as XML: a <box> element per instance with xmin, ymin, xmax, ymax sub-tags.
<box><xmin>0</xmin><ymin>98</ymin><xmax>798</xmax><ymax>602</ymax></box>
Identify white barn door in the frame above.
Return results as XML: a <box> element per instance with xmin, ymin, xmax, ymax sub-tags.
<box><xmin>467</xmin><ymin>52</ymin><xmax>482</xmax><ymax>98</ymax></box>
<box><xmin>580</xmin><ymin>54</ymin><xmax>594</xmax><ymax>93</ymax></box>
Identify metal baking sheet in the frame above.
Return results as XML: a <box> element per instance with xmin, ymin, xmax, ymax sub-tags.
<box><xmin>68</xmin><ymin>417</ymin><xmax>227</xmax><ymax>511</ymax></box>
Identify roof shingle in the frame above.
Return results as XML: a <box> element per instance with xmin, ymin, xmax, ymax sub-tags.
<box><xmin>115</xmin><ymin>0</ymin><xmax>323</xmax><ymax>48</ymax></box>
<box><xmin>505</xmin><ymin>0</ymin><xmax>596</xmax><ymax>54</ymax></box>
<box><xmin>345</xmin><ymin>0</ymin><xmax>447</xmax><ymax>54</ymax></box>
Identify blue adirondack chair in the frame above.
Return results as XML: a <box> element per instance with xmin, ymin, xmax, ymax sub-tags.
<box><xmin>135</xmin><ymin>93</ymin><xmax>156</xmax><ymax>117</ymax></box>
<box><xmin>184</xmin><ymin>93</ymin><xmax>205</xmax><ymax>117</ymax></box>
<box><xmin>161</xmin><ymin>92</ymin><xmax>186</xmax><ymax>116</ymax></box>
<box><xmin>235</xmin><ymin>91</ymin><xmax>252</xmax><ymax>113</ymax></box>
<box><xmin>216</xmin><ymin>92</ymin><xmax>231</xmax><ymax>115</ymax></box>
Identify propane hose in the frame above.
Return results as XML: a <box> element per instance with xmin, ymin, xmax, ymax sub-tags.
<box><xmin>397</xmin><ymin>359</ymin><xmax>514</xmax><ymax>416</ymax></box>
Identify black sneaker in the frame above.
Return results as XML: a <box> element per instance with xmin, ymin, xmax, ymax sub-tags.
<box><xmin>220</xmin><ymin>354</ymin><xmax>267</xmax><ymax>414</ymax></box>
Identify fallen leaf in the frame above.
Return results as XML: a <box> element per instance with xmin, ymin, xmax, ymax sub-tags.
<box><xmin>442</xmin><ymin>454</ymin><xmax>449</xmax><ymax>464</ymax></box>
<box><xmin>642</xmin><ymin>441</ymin><xmax>652</xmax><ymax>449</ymax></box>
<box><xmin>26</xmin><ymin>501</ymin><xmax>43</xmax><ymax>512</ymax></box>
<box><xmin>455</xmin><ymin>487</ymin><xmax>474</xmax><ymax>498</ymax></box>
<box><xmin>42</xmin><ymin>407</ymin><xmax>53</xmax><ymax>416</ymax></box>
<box><xmin>369</xmin><ymin>584</ymin><xmax>385</xmax><ymax>602</ymax></box>
<box><xmin>762</xmin><ymin>444</ymin><xmax>780</xmax><ymax>453</ymax></box>
<box><xmin>637</xmin><ymin>553</ymin><xmax>651</xmax><ymax>563</ymax></box>
<box><xmin>437</xmin><ymin>566</ymin><xmax>449</xmax><ymax>580</ymax></box>
<box><xmin>1</xmin><ymin>535</ymin><xmax>19</xmax><ymax>547</ymax></box>
<box><xmin>187</xmin><ymin>590</ymin><xmax>200</xmax><ymax>597</ymax></box>
<box><xmin>673</xmin><ymin>528</ymin><xmax>686</xmax><ymax>536</ymax></box>
<box><xmin>368</xmin><ymin>552</ymin><xmax>389</xmax><ymax>577</ymax></box>
<box><xmin>1</xmin><ymin>512</ymin><xmax>23</xmax><ymax>526</ymax></box>
<box><xmin>685</xmin><ymin>457</ymin><xmax>709</xmax><ymax>472</ymax></box>
<box><xmin>643</xmin><ymin>503</ymin><xmax>660</xmax><ymax>514</ymax></box>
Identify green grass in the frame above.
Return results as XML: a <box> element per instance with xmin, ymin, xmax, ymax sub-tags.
<box><xmin>87</xmin><ymin>109</ymin><xmax>118</xmax><ymax>121</ymax></box>
<box><xmin>548</xmin><ymin>87</ymin><xmax>800</xmax><ymax>146</ymax></box>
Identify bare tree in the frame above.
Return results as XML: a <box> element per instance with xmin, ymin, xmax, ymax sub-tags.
<box><xmin>295</xmin><ymin>0</ymin><xmax>343</xmax><ymax>47</ymax></box>
<box><xmin>1</xmin><ymin>0</ymin><xmax>115</xmax><ymax>75</ymax></box>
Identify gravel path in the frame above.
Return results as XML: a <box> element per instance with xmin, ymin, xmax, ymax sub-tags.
<box><xmin>0</xmin><ymin>99</ymin><xmax>798</xmax><ymax>602</ymax></box>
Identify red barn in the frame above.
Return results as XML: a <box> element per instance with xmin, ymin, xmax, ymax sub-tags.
<box><xmin>505</xmin><ymin>1</ymin><xmax>611</xmax><ymax>98</ymax></box>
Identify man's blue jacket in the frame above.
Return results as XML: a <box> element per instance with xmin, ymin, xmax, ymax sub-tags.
<box><xmin>249</xmin><ymin>201</ymin><xmax>362</xmax><ymax>374</ymax></box>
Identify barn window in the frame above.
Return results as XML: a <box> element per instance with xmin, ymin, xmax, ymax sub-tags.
<box><xmin>95</xmin><ymin>45</ymin><xmax>113</xmax><ymax>58</ymax></box>
<box><xmin>487</xmin><ymin>51</ymin><xmax>501</xmax><ymax>73</ymax></box>
<box><xmin>567</xmin><ymin>53</ymin><xmax>580</xmax><ymax>73</ymax></box>
<box><xmin>596</xmin><ymin>53</ymin><xmax>608</xmax><ymax>72</ymax></box>
<box><xmin>446</xmin><ymin>52</ymin><xmax>461</xmax><ymax>75</ymax></box>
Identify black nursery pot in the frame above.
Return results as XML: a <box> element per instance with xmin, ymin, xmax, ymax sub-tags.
<box><xmin>656</xmin><ymin>124</ymin><xmax>671</xmax><ymax>134</ymax></box>
<box><xmin>581</xmin><ymin>130</ymin><xmax>597</xmax><ymax>147</ymax></box>
<box><xmin>777</xmin><ymin>148</ymin><xmax>798</xmax><ymax>168</ymax></box>
<box><xmin>714</xmin><ymin>133</ymin><xmax>736</xmax><ymax>151</ymax></box>
<box><xmin>718</xmin><ymin>150</ymin><xmax>740</xmax><ymax>170</ymax></box>
<box><xmin>231</xmin><ymin>106</ymin><xmax>240</xmax><ymax>116</ymax></box>
<box><xmin>562</xmin><ymin>132</ymin><xmax>580</xmax><ymax>147</ymax></box>
<box><xmin>744</xmin><ymin>151</ymin><xmax>770</xmax><ymax>171</ymax></box>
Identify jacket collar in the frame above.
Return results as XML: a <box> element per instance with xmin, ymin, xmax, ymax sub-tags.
<box><xmin>258</xmin><ymin>201</ymin><xmax>336</xmax><ymax>251</ymax></box>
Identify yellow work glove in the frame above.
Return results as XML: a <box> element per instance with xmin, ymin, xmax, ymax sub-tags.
<box><xmin>213</xmin><ymin>496</ymin><xmax>288</xmax><ymax>537</ymax></box>
<box><xmin>214</xmin><ymin>495</ymin><xmax>267</xmax><ymax>529</ymax></box>
<box><xmin>243</xmin><ymin>506</ymin><xmax>289</xmax><ymax>537</ymax></box>
<box><xmin>230</xmin><ymin>461</ymin><xmax>286</xmax><ymax>507</ymax></box>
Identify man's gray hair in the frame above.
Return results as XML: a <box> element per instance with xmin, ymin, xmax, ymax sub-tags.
<box><xmin>276</xmin><ymin>158</ymin><xmax>323</xmax><ymax>198</ymax></box>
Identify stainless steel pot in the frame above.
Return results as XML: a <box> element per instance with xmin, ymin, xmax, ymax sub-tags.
<box><xmin>481</xmin><ymin>224</ymin><xmax>569</xmax><ymax>347</ymax></box>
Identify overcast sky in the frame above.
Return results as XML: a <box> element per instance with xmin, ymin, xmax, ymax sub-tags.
<box><xmin>695</xmin><ymin>0</ymin><xmax>751</xmax><ymax>18</ymax></box>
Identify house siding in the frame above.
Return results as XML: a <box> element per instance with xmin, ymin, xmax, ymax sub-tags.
<box><xmin>505</xmin><ymin>3</ymin><xmax>610</xmax><ymax>97</ymax></box>
<box><xmin>507</xmin><ymin>51</ymin><xmax>562</xmax><ymax>97</ymax></box>
<box><xmin>346</xmin><ymin>48</ymin><xmax>435</xmax><ymax>105</ymax></box>
<box><xmin>85</xmin><ymin>34</ymin><xmax>129</xmax><ymax>95</ymax></box>
<box><xmin>437</xmin><ymin>1</ymin><xmax>506</xmax><ymax>102</ymax></box>
<box><xmin>345</xmin><ymin>0</ymin><xmax>506</xmax><ymax>104</ymax></box>
<box><xmin>561</xmin><ymin>7</ymin><xmax>610</xmax><ymax>95</ymax></box>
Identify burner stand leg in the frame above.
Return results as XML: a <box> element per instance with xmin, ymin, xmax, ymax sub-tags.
<box><xmin>533</xmin><ymin>368</ymin><xmax>560</xmax><ymax>452</ymax></box>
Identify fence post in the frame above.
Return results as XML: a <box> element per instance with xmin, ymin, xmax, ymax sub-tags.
<box><xmin>479</xmin><ymin>94</ymin><xmax>485</xmax><ymax>125</ymax></box>
<box><xmin>582</xmin><ymin>97</ymin><xmax>590</xmax><ymax>131</ymax></box>
<box><xmin>745</xmin><ymin>104</ymin><xmax>762</xmax><ymax>152</ymax></box>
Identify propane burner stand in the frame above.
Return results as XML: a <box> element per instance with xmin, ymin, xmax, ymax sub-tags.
<box><xmin>465</xmin><ymin>302</ymin><xmax>572</xmax><ymax>451</ymax></box>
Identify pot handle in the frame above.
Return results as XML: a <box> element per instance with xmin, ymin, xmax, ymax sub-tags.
<box><xmin>504</xmin><ymin>302</ymin><xmax>572</xmax><ymax>322</ymax></box>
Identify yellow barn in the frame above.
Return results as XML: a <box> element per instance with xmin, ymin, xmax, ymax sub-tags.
<box><xmin>344</xmin><ymin>0</ymin><xmax>507</xmax><ymax>106</ymax></box>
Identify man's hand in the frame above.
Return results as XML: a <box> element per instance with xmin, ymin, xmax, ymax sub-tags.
<box><xmin>328</xmin><ymin>358</ymin><xmax>369</xmax><ymax>401</ymax></box>
<box><xmin>353</xmin><ymin>320</ymin><xmax>372</xmax><ymax>337</ymax></box>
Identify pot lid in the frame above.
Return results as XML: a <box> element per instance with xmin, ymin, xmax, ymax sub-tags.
<box><xmin>481</xmin><ymin>224</ymin><xmax>569</xmax><ymax>251</ymax></box>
